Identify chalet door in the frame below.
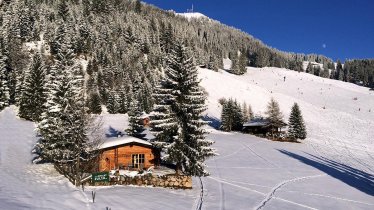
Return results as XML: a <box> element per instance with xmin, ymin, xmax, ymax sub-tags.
<box><xmin>132</xmin><ymin>154</ymin><xmax>145</xmax><ymax>169</ymax></box>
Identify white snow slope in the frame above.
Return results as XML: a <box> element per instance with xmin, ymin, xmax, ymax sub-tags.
<box><xmin>0</xmin><ymin>66</ymin><xmax>373</xmax><ymax>209</ymax></box>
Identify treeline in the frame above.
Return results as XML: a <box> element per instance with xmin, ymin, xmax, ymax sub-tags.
<box><xmin>0</xmin><ymin>0</ymin><xmax>341</xmax><ymax>112</ymax></box>
<box><xmin>304</xmin><ymin>59</ymin><xmax>374</xmax><ymax>88</ymax></box>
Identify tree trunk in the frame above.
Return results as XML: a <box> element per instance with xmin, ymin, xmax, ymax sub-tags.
<box><xmin>75</xmin><ymin>156</ymin><xmax>80</xmax><ymax>186</ymax></box>
<box><xmin>175</xmin><ymin>162</ymin><xmax>182</xmax><ymax>175</ymax></box>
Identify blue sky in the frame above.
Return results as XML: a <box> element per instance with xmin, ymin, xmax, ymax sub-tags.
<box><xmin>142</xmin><ymin>0</ymin><xmax>374</xmax><ymax>61</ymax></box>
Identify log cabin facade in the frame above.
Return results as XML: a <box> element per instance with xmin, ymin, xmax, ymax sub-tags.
<box><xmin>97</xmin><ymin>136</ymin><xmax>159</xmax><ymax>172</ymax></box>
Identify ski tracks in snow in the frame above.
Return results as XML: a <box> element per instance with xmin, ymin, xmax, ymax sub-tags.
<box><xmin>254</xmin><ymin>174</ymin><xmax>325</xmax><ymax>210</ymax></box>
<box><xmin>243</xmin><ymin>143</ymin><xmax>280</xmax><ymax>169</ymax></box>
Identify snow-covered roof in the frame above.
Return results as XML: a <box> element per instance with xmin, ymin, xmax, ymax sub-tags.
<box><xmin>98</xmin><ymin>136</ymin><xmax>152</xmax><ymax>150</ymax></box>
<box><xmin>243</xmin><ymin>118</ymin><xmax>269</xmax><ymax>127</ymax></box>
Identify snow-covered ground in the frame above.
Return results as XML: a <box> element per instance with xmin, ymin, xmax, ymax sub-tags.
<box><xmin>199</xmin><ymin>67</ymin><xmax>374</xmax><ymax>175</ymax></box>
<box><xmin>0</xmin><ymin>66</ymin><xmax>373</xmax><ymax>209</ymax></box>
<box><xmin>177</xmin><ymin>12</ymin><xmax>207</xmax><ymax>21</ymax></box>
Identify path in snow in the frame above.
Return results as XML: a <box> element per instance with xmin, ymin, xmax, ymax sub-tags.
<box><xmin>203</xmin><ymin>132</ymin><xmax>374</xmax><ymax>210</ymax></box>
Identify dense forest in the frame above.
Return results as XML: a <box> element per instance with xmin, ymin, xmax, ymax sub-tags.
<box><xmin>0</xmin><ymin>0</ymin><xmax>373</xmax><ymax>113</ymax></box>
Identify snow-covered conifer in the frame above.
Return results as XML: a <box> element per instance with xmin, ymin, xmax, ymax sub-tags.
<box><xmin>265</xmin><ymin>97</ymin><xmax>285</xmax><ymax>138</ymax></box>
<box><xmin>0</xmin><ymin>51</ymin><xmax>10</xmax><ymax>110</ymax></box>
<box><xmin>288</xmin><ymin>103</ymin><xmax>307</xmax><ymax>141</ymax></box>
<box><xmin>18</xmin><ymin>53</ymin><xmax>46</xmax><ymax>121</ymax></box>
<box><xmin>87</xmin><ymin>91</ymin><xmax>102</xmax><ymax>114</ymax></box>
<box><xmin>106</xmin><ymin>90</ymin><xmax>118</xmax><ymax>114</ymax></box>
<box><xmin>151</xmin><ymin>42</ymin><xmax>215</xmax><ymax>176</ymax></box>
<box><xmin>126</xmin><ymin>98</ymin><xmax>146</xmax><ymax>139</ymax></box>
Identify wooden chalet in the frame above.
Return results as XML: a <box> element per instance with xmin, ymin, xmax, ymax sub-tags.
<box><xmin>242</xmin><ymin>118</ymin><xmax>287</xmax><ymax>135</ymax></box>
<box><xmin>97</xmin><ymin>136</ymin><xmax>160</xmax><ymax>172</ymax></box>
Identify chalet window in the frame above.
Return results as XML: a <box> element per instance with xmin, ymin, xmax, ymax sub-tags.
<box><xmin>132</xmin><ymin>154</ymin><xmax>145</xmax><ymax>169</ymax></box>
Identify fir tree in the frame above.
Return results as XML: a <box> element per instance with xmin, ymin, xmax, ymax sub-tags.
<box><xmin>207</xmin><ymin>54</ymin><xmax>219</xmax><ymax>71</ymax></box>
<box><xmin>126</xmin><ymin>98</ymin><xmax>146</xmax><ymax>139</ymax></box>
<box><xmin>0</xmin><ymin>51</ymin><xmax>10</xmax><ymax>110</ymax></box>
<box><xmin>238</xmin><ymin>52</ymin><xmax>248</xmax><ymax>75</ymax></box>
<box><xmin>248</xmin><ymin>104</ymin><xmax>254</xmax><ymax>120</ymax></box>
<box><xmin>220</xmin><ymin>98</ymin><xmax>244</xmax><ymax>131</ymax></box>
<box><xmin>220</xmin><ymin>101</ymin><xmax>233</xmax><ymax>131</ymax></box>
<box><xmin>135</xmin><ymin>0</ymin><xmax>142</xmax><ymax>14</ymax></box>
<box><xmin>306</xmin><ymin>62</ymin><xmax>313</xmax><ymax>73</ymax></box>
<box><xmin>151</xmin><ymin>42</ymin><xmax>215</xmax><ymax>176</ymax></box>
<box><xmin>242</xmin><ymin>101</ymin><xmax>249</xmax><ymax>122</ymax></box>
<box><xmin>265</xmin><ymin>97</ymin><xmax>285</xmax><ymax>138</ymax></box>
<box><xmin>288</xmin><ymin>103</ymin><xmax>307</xmax><ymax>141</ymax></box>
<box><xmin>18</xmin><ymin>53</ymin><xmax>47</xmax><ymax>121</ymax></box>
<box><xmin>87</xmin><ymin>91</ymin><xmax>102</xmax><ymax>114</ymax></box>
<box><xmin>106</xmin><ymin>90</ymin><xmax>118</xmax><ymax>114</ymax></box>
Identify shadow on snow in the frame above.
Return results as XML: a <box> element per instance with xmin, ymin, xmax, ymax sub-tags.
<box><xmin>278</xmin><ymin>149</ymin><xmax>374</xmax><ymax>196</ymax></box>
<box><xmin>202</xmin><ymin>115</ymin><xmax>221</xmax><ymax>130</ymax></box>
<box><xmin>105</xmin><ymin>126</ymin><xmax>124</xmax><ymax>138</ymax></box>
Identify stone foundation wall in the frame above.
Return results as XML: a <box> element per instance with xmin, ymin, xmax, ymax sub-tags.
<box><xmin>90</xmin><ymin>174</ymin><xmax>192</xmax><ymax>189</ymax></box>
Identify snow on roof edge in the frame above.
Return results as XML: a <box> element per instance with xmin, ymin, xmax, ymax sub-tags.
<box><xmin>98</xmin><ymin>136</ymin><xmax>152</xmax><ymax>150</ymax></box>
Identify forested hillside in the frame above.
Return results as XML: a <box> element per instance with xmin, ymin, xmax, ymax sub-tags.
<box><xmin>0</xmin><ymin>0</ymin><xmax>372</xmax><ymax>114</ymax></box>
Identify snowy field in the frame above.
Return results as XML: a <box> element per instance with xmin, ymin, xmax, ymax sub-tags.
<box><xmin>0</xmin><ymin>66</ymin><xmax>374</xmax><ymax>209</ymax></box>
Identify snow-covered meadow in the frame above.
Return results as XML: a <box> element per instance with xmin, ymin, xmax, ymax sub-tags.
<box><xmin>0</xmin><ymin>66</ymin><xmax>373</xmax><ymax>209</ymax></box>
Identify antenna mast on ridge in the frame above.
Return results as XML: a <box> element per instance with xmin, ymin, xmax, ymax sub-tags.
<box><xmin>187</xmin><ymin>4</ymin><xmax>194</xmax><ymax>13</ymax></box>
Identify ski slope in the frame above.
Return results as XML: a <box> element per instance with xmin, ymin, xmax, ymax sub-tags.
<box><xmin>199</xmin><ymin>66</ymin><xmax>374</xmax><ymax>174</ymax></box>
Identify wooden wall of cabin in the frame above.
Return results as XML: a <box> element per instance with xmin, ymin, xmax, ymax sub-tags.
<box><xmin>98</xmin><ymin>144</ymin><xmax>158</xmax><ymax>172</ymax></box>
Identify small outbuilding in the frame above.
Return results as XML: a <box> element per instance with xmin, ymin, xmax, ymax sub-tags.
<box><xmin>97</xmin><ymin>136</ymin><xmax>160</xmax><ymax>172</ymax></box>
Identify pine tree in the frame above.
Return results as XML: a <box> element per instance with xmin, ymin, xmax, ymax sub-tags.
<box><xmin>135</xmin><ymin>0</ymin><xmax>142</xmax><ymax>14</ymax></box>
<box><xmin>0</xmin><ymin>51</ymin><xmax>10</xmax><ymax>110</ymax></box>
<box><xmin>58</xmin><ymin>0</ymin><xmax>69</xmax><ymax>22</ymax></box>
<box><xmin>18</xmin><ymin>53</ymin><xmax>47</xmax><ymax>121</ymax></box>
<box><xmin>242</xmin><ymin>102</ymin><xmax>249</xmax><ymax>121</ymax></box>
<box><xmin>248</xmin><ymin>104</ymin><xmax>254</xmax><ymax>120</ymax></box>
<box><xmin>336</xmin><ymin>60</ymin><xmax>343</xmax><ymax>80</ymax></box>
<box><xmin>220</xmin><ymin>98</ymin><xmax>244</xmax><ymax>131</ymax></box>
<box><xmin>34</xmin><ymin>63</ymin><xmax>68</xmax><ymax>163</ymax></box>
<box><xmin>117</xmin><ymin>87</ymin><xmax>128</xmax><ymax>114</ymax></box>
<box><xmin>238</xmin><ymin>52</ymin><xmax>248</xmax><ymax>74</ymax></box>
<box><xmin>231</xmin><ymin>51</ymin><xmax>240</xmax><ymax>74</ymax></box>
<box><xmin>306</xmin><ymin>62</ymin><xmax>313</xmax><ymax>73</ymax></box>
<box><xmin>265</xmin><ymin>97</ymin><xmax>284</xmax><ymax>138</ymax></box>
<box><xmin>126</xmin><ymin>98</ymin><xmax>146</xmax><ymax>139</ymax></box>
<box><xmin>151</xmin><ymin>42</ymin><xmax>215</xmax><ymax>176</ymax></box>
<box><xmin>220</xmin><ymin>101</ymin><xmax>233</xmax><ymax>131</ymax></box>
<box><xmin>106</xmin><ymin>90</ymin><xmax>118</xmax><ymax>114</ymax></box>
<box><xmin>87</xmin><ymin>91</ymin><xmax>102</xmax><ymax>114</ymax></box>
<box><xmin>35</xmin><ymin>58</ymin><xmax>98</xmax><ymax>185</ymax></box>
<box><xmin>288</xmin><ymin>103</ymin><xmax>307</xmax><ymax>141</ymax></box>
<box><xmin>207</xmin><ymin>54</ymin><xmax>219</xmax><ymax>71</ymax></box>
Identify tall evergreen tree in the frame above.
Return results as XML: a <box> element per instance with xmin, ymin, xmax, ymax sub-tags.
<box><xmin>87</xmin><ymin>91</ymin><xmax>102</xmax><ymax>114</ymax></box>
<box><xmin>288</xmin><ymin>103</ymin><xmax>307</xmax><ymax>141</ymax></box>
<box><xmin>106</xmin><ymin>90</ymin><xmax>118</xmax><ymax>114</ymax></box>
<box><xmin>18</xmin><ymin>53</ymin><xmax>47</xmax><ymax>121</ymax></box>
<box><xmin>220</xmin><ymin>98</ymin><xmax>244</xmax><ymax>131</ymax></box>
<box><xmin>238</xmin><ymin>52</ymin><xmax>248</xmax><ymax>74</ymax></box>
<box><xmin>151</xmin><ymin>42</ymin><xmax>215</xmax><ymax>176</ymax></box>
<box><xmin>0</xmin><ymin>51</ymin><xmax>10</xmax><ymax>110</ymax></box>
<box><xmin>247</xmin><ymin>104</ymin><xmax>254</xmax><ymax>120</ymax></box>
<box><xmin>265</xmin><ymin>97</ymin><xmax>285</xmax><ymax>138</ymax></box>
<box><xmin>126</xmin><ymin>98</ymin><xmax>146</xmax><ymax>139</ymax></box>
